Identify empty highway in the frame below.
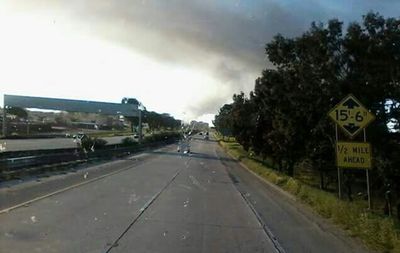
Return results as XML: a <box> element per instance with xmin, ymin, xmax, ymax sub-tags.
<box><xmin>0</xmin><ymin>136</ymin><xmax>369</xmax><ymax>253</ymax></box>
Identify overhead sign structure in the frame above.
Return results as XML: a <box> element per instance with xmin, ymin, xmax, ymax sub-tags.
<box><xmin>4</xmin><ymin>95</ymin><xmax>138</xmax><ymax>117</ymax></box>
<box><xmin>2</xmin><ymin>94</ymin><xmax>141</xmax><ymax>138</ymax></box>
<box><xmin>336</xmin><ymin>142</ymin><xmax>372</xmax><ymax>169</ymax></box>
<box><xmin>328</xmin><ymin>94</ymin><xmax>375</xmax><ymax>138</ymax></box>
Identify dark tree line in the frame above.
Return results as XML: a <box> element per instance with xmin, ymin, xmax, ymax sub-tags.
<box><xmin>143</xmin><ymin>111</ymin><xmax>181</xmax><ymax>131</ymax></box>
<box><xmin>124</xmin><ymin>111</ymin><xmax>181</xmax><ymax>132</ymax></box>
<box><xmin>214</xmin><ymin>13</ymin><xmax>400</xmax><ymax>215</ymax></box>
<box><xmin>121</xmin><ymin>98</ymin><xmax>181</xmax><ymax>132</ymax></box>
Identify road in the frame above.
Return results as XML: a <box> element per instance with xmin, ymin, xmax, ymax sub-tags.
<box><xmin>0</xmin><ymin>136</ymin><xmax>131</xmax><ymax>152</ymax></box>
<box><xmin>0</xmin><ymin>136</ymin><xmax>369</xmax><ymax>253</ymax></box>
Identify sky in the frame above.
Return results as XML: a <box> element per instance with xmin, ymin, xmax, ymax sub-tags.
<box><xmin>1</xmin><ymin>0</ymin><xmax>399</xmax><ymax>124</ymax></box>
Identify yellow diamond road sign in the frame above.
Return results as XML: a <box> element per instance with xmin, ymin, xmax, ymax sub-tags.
<box><xmin>336</xmin><ymin>142</ymin><xmax>372</xmax><ymax>169</ymax></box>
<box><xmin>328</xmin><ymin>94</ymin><xmax>375</xmax><ymax>138</ymax></box>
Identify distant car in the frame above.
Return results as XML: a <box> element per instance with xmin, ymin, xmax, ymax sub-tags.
<box><xmin>177</xmin><ymin>140</ymin><xmax>191</xmax><ymax>153</ymax></box>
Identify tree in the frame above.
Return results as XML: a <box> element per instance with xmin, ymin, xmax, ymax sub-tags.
<box><xmin>213</xmin><ymin>104</ymin><xmax>233</xmax><ymax>139</ymax></box>
<box><xmin>6</xmin><ymin>107</ymin><xmax>28</xmax><ymax>119</ymax></box>
<box><xmin>121</xmin><ymin>98</ymin><xmax>140</xmax><ymax>132</ymax></box>
<box><xmin>121</xmin><ymin>97</ymin><xmax>139</xmax><ymax>106</ymax></box>
<box><xmin>215</xmin><ymin>12</ymin><xmax>400</xmax><ymax>208</ymax></box>
<box><xmin>230</xmin><ymin>92</ymin><xmax>257</xmax><ymax>151</ymax></box>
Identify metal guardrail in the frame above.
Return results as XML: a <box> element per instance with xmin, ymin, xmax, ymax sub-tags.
<box><xmin>0</xmin><ymin>139</ymin><xmax>177</xmax><ymax>174</ymax></box>
<box><xmin>1</xmin><ymin>153</ymin><xmax>85</xmax><ymax>172</ymax></box>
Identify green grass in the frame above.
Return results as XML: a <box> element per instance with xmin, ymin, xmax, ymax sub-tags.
<box><xmin>87</xmin><ymin>130</ymin><xmax>132</xmax><ymax>138</ymax></box>
<box><xmin>216</xmin><ymin>135</ymin><xmax>400</xmax><ymax>253</ymax></box>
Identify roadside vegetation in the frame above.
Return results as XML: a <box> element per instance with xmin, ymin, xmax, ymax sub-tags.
<box><xmin>217</xmin><ymin>134</ymin><xmax>400</xmax><ymax>252</ymax></box>
<box><xmin>214</xmin><ymin>12</ymin><xmax>400</xmax><ymax>252</ymax></box>
<box><xmin>85</xmin><ymin>130</ymin><xmax>132</xmax><ymax>138</ymax></box>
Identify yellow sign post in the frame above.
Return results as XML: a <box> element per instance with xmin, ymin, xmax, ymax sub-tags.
<box><xmin>328</xmin><ymin>94</ymin><xmax>375</xmax><ymax>209</ymax></box>
<box><xmin>328</xmin><ymin>94</ymin><xmax>375</xmax><ymax>138</ymax></box>
<box><xmin>336</xmin><ymin>142</ymin><xmax>372</xmax><ymax>169</ymax></box>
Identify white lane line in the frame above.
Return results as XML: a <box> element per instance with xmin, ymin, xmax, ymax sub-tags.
<box><xmin>237</xmin><ymin>188</ymin><xmax>286</xmax><ymax>253</ymax></box>
<box><xmin>215</xmin><ymin>147</ymin><xmax>286</xmax><ymax>253</ymax></box>
<box><xmin>105</xmin><ymin>167</ymin><xmax>182</xmax><ymax>252</ymax></box>
<box><xmin>0</xmin><ymin>144</ymin><xmax>177</xmax><ymax>215</ymax></box>
<box><xmin>0</xmin><ymin>164</ymin><xmax>138</xmax><ymax>215</ymax></box>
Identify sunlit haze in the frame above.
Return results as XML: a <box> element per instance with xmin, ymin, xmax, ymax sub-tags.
<box><xmin>1</xmin><ymin>1</ymin><xmax>399</xmax><ymax>125</ymax></box>
<box><xmin>0</xmin><ymin>4</ymin><xmax>228</xmax><ymax>124</ymax></box>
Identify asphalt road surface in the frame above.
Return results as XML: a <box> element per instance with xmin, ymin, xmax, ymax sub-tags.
<box><xmin>0</xmin><ymin>136</ymin><xmax>370</xmax><ymax>253</ymax></box>
<box><xmin>0</xmin><ymin>136</ymin><xmax>130</xmax><ymax>152</ymax></box>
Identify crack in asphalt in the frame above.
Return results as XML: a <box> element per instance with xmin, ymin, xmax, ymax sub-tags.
<box><xmin>105</xmin><ymin>165</ymin><xmax>184</xmax><ymax>252</ymax></box>
<box><xmin>235</xmin><ymin>186</ymin><xmax>286</xmax><ymax>253</ymax></box>
<box><xmin>216</xmin><ymin>147</ymin><xmax>286</xmax><ymax>253</ymax></box>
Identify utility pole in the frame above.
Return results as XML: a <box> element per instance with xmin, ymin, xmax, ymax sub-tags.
<box><xmin>26</xmin><ymin>119</ymin><xmax>30</xmax><ymax>136</ymax></box>
<box><xmin>2</xmin><ymin>103</ymin><xmax>6</xmax><ymax>137</ymax></box>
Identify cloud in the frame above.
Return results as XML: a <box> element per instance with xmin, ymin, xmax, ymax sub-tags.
<box><xmin>8</xmin><ymin>0</ymin><xmax>400</xmax><ymax>68</ymax></box>
<box><xmin>5</xmin><ymin>0</ymin><xmax>400</xmax><ymax>122</ymax></box>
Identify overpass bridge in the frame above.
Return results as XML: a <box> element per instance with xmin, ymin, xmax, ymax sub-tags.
<box><xmin>2</xmin><ymin>94</ymin><xmax>142</xmax><ymax>140</ymax></box>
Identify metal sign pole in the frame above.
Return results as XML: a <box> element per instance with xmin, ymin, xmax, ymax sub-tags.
<box><xmin>329</xmin><ymin>94</ymin><xmax>375</xmax><ymax>205</ymax></box>
<box><xmin>366</xmin><ymin>169</ymin><xmax>371</xmax><ymax>210</ymax></box>
<box><xmin>336</xmin><ymin>124</ymin><xmax>342</xmax><ymax>199</ymax></box>
<box><xmin>364</xmin><ymin>128</ymin><xmax>371</xmax><ymax>210</ymax></box>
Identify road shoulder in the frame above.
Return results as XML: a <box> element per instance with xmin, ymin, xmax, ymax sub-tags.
<box><xmin>216</xmin><ymin>145</ymin><xmax>373</xmax><ymax>253</ymax></box>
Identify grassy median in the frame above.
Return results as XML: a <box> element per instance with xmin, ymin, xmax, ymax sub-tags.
<box><xmin>217</xmin><ymin>135</ymin><xmax>400</xmax><ymax>253</ymax></box>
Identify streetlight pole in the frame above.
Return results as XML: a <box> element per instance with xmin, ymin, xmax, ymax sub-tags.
<box><xmin>137</xmin><ymin>102</ymin><xmax>145</xmax><ymax>144</ymax></box>
<box><xmin>2</xmin><ymin>103</ymin><xmax>6</xmax><ymax>137</ymax></box>
<box><xmin>138</xmin><ymin>108</ymin><xmax>142</xmax><ymax>144</ymax></box>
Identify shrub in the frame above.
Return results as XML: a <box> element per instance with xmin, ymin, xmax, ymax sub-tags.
<box><xmin>121</xmin><ymin>137</ymin><xmax>137</xmax><ymax>146</ymax></box>
<box><xmin>219</xmin><ymin>139</ymin><xmax>400</xmax><ymax>252</ymax></box>
<box><xmin>284</xmin><ymin>178</ymin><xmax>302</xmax><ymax>195</ymax></box>
<box><xmin>93</xmin><ymin>138</ymin><xmax>108</xmax><ymax>149</ymax></box>
<box><xmin>80</xmin><ymin>137</ymin><xmax>107</xmax><ymax>151</ymax></box>
<box><xmin>143</xmin><ymin>132</ymin><xmax>181</xmax><ymax>143</ymax></box>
